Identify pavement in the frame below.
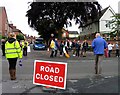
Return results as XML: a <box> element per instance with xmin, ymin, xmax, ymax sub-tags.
<box><xmin>0</xmin><ymin>47</ymin><xmax>120</xmax><ymax>94</ymax></box>
<box><xmin>1</xmin><ymin>75</ymin><xmax>119</xmax><ymax>94</ymax></box>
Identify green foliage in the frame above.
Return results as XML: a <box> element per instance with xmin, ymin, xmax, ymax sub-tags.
<box><xmin>108</xmin><ymin>14</ymin><xmax>120</xmax><ymax>36</ymax></box>
<box><xmin>16</xmin><ymin>34</ymin><xmax>24</xmax><ymax>41</ymax></box>
<box><xmin>26</xmin><ymin>2</ymin><xmax>101</xmax><ymax>41</ymax></box>
<box><xmin>0</xmin><ymin>35</ymin><xmax>7</xmax><ymax>40</ymax></box>
<box><xmin>0</xmin><ymin>35</ymin><xmax>2</xmax><ymax>40</ymax></box>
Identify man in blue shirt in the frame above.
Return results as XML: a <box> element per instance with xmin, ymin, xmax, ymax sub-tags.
<box><xmin>92</xmin><ymin>33</ymin><xmax>108</xmax><ymax>75</ymax></box>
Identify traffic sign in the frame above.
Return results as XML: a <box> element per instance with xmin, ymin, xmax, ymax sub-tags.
<box><xmin>33</xmin><ymin>60</ymin><xmax>67</xmax><ymax>89</ymax></box>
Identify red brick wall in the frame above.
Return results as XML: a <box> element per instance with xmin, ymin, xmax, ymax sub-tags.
<box><xmin>1</xmin><ymin>7</ymin><xmax>8</xmax><ymax>36</ymax></box>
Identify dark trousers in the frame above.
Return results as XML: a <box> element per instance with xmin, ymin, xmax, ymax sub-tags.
<box><xmin>82</xmin><ymin>48</ymin><xmax>87</xmax><ymax>57</ymax></box>
<box><xmin>116</xmin><ymin>49</ymin><xmax>119</xmax><ymax>57</ymax></box>
<box><xmin>95</xmin><ymin>54</ymin><xmax>103</xmax><ymax>74</ymax></box>
<box><xmin>60</xmin><ymin>51</ymin><xmax>63</xmax><ymax>55</ymax></box>
<box><xmin>23</xmin><ymin>47</ymin><xmax>27</xmax><ymax>56</ymax></box>
<box><xmin>76</xmin><ymin>49</ymin><xmax>80</xmax><ymax>57</ymax></box>
<box><xmin>54</xmin><ymin>50</ymin><xmax>58</xmax><ymax>57</ymax></box>
<box><xmin>65</xmin><ymin>47</ymin><xmax>68</xmax><ymax>54</ymax></box>
<box><xmin>72</xmin><ymin>47</ymin><xmax>76</xmax><ymax>55</ymax></box>
<box><xmin>2</xmin><ymin>45</ymin><xmax>5</xmax><ymax>56</ymax></box>
<box><xmin>50</xmin><ymin>49</ymin><xmax>54</xmax><ymax>57</ymax></box>
<box><xmin>108</xmin><ymin>50</ymin><xmax>112</xmax><ymax>57</ymax></box>
<box><xmin>7</xmin><ymin>58</ymin><xmax>17</xmax><ymax>70</ymax></box>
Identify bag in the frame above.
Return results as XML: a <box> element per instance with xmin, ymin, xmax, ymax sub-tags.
<box><xmin>27</xmin><ymin>46</ymin><xmax>31</xmax><ymax>52</ymax></box>
<box><xmin>19</xmin><ymin>59</ymin><xmax>22</xmax><ymax>66</ymax></box>
<box><xmin>63</xmin><ymin>46</ymin><xmax>70</xmax><ymax>58</ymax></box>
<box><xmin>65</xmin><ymin>52</ymin><xmax>70</xmax><ymax>58</ymax></box>
<box><xmin>47</xmin><ymin>48</ymin><xmax>50</xmax><ymax>51</ymax></box>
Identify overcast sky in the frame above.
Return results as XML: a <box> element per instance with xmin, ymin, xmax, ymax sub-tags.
<box><xmin>0</xmin><ymin>0</ymin><xmax>120</xmax><ymax>37</ymax></box>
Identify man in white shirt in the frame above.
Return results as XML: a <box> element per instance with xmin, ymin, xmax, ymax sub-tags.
<box><xmin>108</xmin><ymin>43</ymin><xmax>114</xmax><ymax>57</ymax></box>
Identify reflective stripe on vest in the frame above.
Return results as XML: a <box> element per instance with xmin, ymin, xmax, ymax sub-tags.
<box><xmin>5</xmin><ymin>41</ymin><xmax>22</xmax><ymax>58</ymax></box>
<box><xmin>5</xmin><ymin>47</ymin><xmax>21</xmax><ymax>50</ymax></box>
<box><xmin>5</xmin><ymin>51</ymin><xmax>21</xmax><ymax>54</ymax></box>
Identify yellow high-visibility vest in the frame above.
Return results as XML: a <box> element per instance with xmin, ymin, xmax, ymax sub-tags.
<box><xmin>24</xmin><ymin>41</ymin><xmax>28</xmax><ymax>47</ymax></box>
<box><xmin>5</xmin><ymin>41</ymin><xmax>23</xmax><ymax>59</ymax></box>
<box><xmin>21</xmin><ymin>41</ymin><xmax>24</xmax><ymax>49</ymax></box>
<box><xmin>21</xmin><ymin>41</ymin><xmax>28</xmax><ymax>48</ymax></box>
<box><xmin>50</xmin><ymin>40</ymin><xmax>55</xmax><ymax>48</ymax></box>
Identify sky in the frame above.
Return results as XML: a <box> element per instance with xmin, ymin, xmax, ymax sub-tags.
<box><xmin>0</xmin><ymin>0</ymin><xmax>120</xmax><ymax>37</ymax></box>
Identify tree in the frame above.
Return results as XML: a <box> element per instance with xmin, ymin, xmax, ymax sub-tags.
<box><xmin>26</xmin><ymin>2</ymin><xmax>101</xmax><ymax>42</ymax></box>
<box><xmin>0</xmin><ymin>35</ymin><xmax>7</xmax><ymax>40</ymax></box>
<box><xmin>108</xmin><ymin>14</ymin><xmax>120</xmax><ymax>40</ymax></box>
<box><xmin>0</xmin><ymin>34</ymin><xmax>2</xmax><ymax>40</ymax></box>
<box><xmin>16</xmin><ymin>34</ymin><xmax>24</xmax><ymax>42</ymax></box>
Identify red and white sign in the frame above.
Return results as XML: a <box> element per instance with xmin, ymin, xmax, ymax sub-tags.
<box><xmin>33</xmin><ymin>60</ymin><xmax>67</xmax><ymax>89</ymax></box>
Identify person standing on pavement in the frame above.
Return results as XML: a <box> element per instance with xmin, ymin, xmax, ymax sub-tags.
<box><xmin>108</xmin><ymin>43</ymin><xmax>114</xmax><ymax>57</ymax></box>
<box><xmin>50</xmin><ymin>39</ymin><xmax>55</xmax><ymax>58</ymax></box>
<box><xmin>104</xmin><ymin>47</ymin><xmax>108</xmax><ymax>58</ymax></box>
<box><xmin>59</xmin><ymin>41</ymin><xmax>64</xmax><ymax>57</ymax></box>
<box><xmin>64</xmin><ymin>39</ymin><xmax>69</xmax><ymax>54</ymax></box>
<box><xmin>72</xmin><ymin>39</ymin><xmax>76</xmax><ymax>56</ymax></box>
<box><xmin>92</xmin><ymin>33</ymin><xmax>108</xmax><ymax>75</ymax></box>
<box><xmin>69</xmin><ymin>40</ymin><xmax>72</xmax><ymax>51</ymax></box>
<box><xmin>75</xmin><ymin>41</ymin><xmax>81</xmax><ymax>57</ymax></box>
<box><xmin>23</xmin><ymin>40</ymin><xmax>28</xmax><ymax>56</ymax></box>
<box><xmin>115</xmin><ymin>42</ymin><xmax>119</xmax><ymax>57</ymax></box>
<box><xmin>5</xmin><ymin>32</ymin><xmax>23</xmax><ymax>80</ymax></box>
<box><xmin>54</xmin><ymin>38</ymin><xmax>59</xmax><ymax>57</ymax></box>
<box><xmin>82</xmin><ymin>40</ymin><xmax>88</xmax><ymax>57</ymax></box>
<box><xmin>1</xmin><ymin>38</ymin><xmax>6</xmax><ymax>56</ymax></box>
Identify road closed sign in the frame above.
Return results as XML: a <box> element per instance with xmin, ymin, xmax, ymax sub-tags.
<box><xmin>33</xmin><ymin>60</ymin><xmax>67</xmax><ymax>89</ymax></box>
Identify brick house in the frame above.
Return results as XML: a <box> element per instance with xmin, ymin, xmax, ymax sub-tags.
<box><xmin>8</xmin><ymin>24</ymin><xmax>23</xmax><ymax>36</ymax></box>
<box><xmin>0</xmin><ymin>7</ymin><xmax>12</xmax><ymax>37</ymax></box>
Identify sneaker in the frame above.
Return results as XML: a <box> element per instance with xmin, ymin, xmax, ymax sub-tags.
<box><xmin>60</xmin><ymin>55</ymin><xmax>63</xmax><ymax>57</ymax></box>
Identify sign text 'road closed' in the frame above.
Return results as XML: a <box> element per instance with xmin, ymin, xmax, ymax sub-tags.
<box><xmin>33</xmin><ymin>60</ymin><xmax>67</xmax><ymax>89</ymax></box>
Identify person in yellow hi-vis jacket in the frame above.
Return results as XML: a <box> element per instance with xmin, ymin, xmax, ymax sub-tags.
<box><xmin>50</xmin><ymin>39</ymin><xmax>55</xmax><ymax>57</ymax></box>
<box><xmin>5</xmin><ymin>33</ymin><xmax>23</xmax><ymax>80</ymax></box>
<box><xmin>21</xmin><ymin>40</ymin><xmax>25</xmax><ymax>49</ymax></box>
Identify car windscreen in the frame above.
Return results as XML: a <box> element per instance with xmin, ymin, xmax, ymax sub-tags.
<box><xmin>36</xmin><ymin>38</ymin><xmax>43</xmax><ymax>42</ymax></box>
<box><xmin>35</xmin><ymin>41</ymin><xmax>43</xmax><ymax>44</ymax></box>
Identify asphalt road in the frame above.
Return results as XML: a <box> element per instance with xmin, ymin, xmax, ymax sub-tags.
<box><xmin>1</xmin><ymin>46</ymin><xmax>119</xmax><ymax>94</ymax></box>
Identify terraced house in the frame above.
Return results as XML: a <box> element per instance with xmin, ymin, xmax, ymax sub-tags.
<box><xmin>0</xmin><ymin>7</ymin><xmax>12</xmax><ymax>37</ymax></box>
<box><xmin>0</xmin><ymin>7</ymin><xmax>24</xmax><ymax>39</ymax></box>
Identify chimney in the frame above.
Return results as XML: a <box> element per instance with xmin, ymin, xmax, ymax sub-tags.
<box><xmin>9</xmin><ymin>24</ymin><xmax>13</xmax><ymax>27</ymax></box>
<box><xmin>13</xmin><ymin>26</ymin><xmax>16</xmax><ymax>29</ymax></box>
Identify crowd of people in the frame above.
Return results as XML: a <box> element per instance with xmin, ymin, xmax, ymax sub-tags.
<box><xmin>49</xmin><ymin>38</ymin><xmax>89</xmax><ymax>58</ymax></box>
<box><xmin>49</xmin><ymin>37</ymin><xmax>119</xmax><ymax>58</ymax></box>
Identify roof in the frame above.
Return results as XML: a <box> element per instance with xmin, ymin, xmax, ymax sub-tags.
<box><xmin>68</xmin><ymin>31</ymin><xmax>79</xmax><ymax>34</ymax></box>
<box><xmin>13</xmin><ymin>28</ymin><xmax>21</xmax><ymax>32</ymax></box>
<box><xmin>98</xmin><ymin>6</ymin><xmax>109</xmax><ymax>19</ymax></box>
<box><xmin>8</xmin><ymin>24</ymin><xmax>23</xmax><ymax>34</ymax></box>
<box><xmin>82</xmin><ymin>6</ymin><xmax>110</xmax><ymax>27</ymax></box>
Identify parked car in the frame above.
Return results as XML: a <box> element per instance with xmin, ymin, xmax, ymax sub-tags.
<box><xmin>33</xmin><ymin>41</ymin><xmax>47</xmax><ymax>50</ymax></box>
